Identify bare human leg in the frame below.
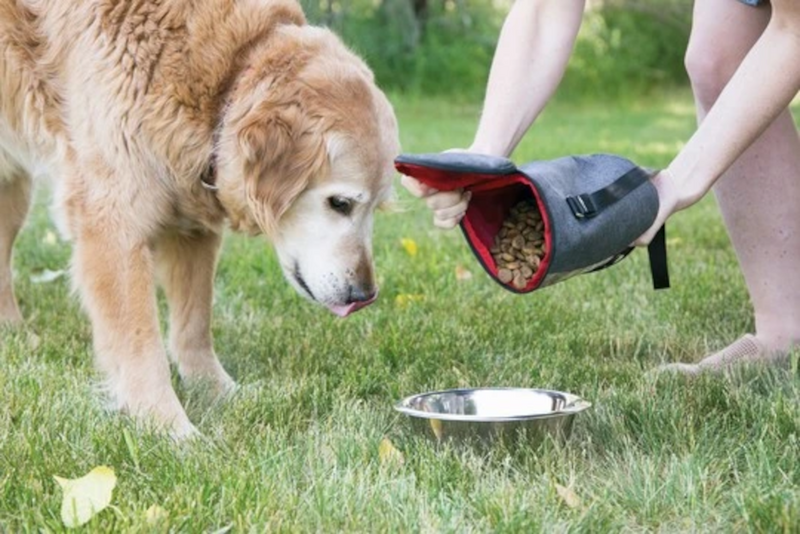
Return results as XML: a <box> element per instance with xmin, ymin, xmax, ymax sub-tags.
<box><xmin>666</xmin><ymin>0</ymin><xmax>798</xmax><ymax>372</ymax></box>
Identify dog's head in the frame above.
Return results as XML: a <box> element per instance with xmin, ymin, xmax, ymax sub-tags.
<box><xmin>216</xmin><ymin>25</ymin><xmax>399</xmax><ymax>317</ymax></box>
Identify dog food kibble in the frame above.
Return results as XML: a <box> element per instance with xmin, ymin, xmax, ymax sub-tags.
<box><xmin>491</xmin><ymin>200</ymin><xmax>546</xmax><ymax>289</ymax></box>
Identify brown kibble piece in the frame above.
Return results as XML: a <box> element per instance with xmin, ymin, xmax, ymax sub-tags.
<box><xmin>513</xmin><ymin>273</ymin><xmax>527</xmax><ymax>289</ymax></box>
<box><xmin>491</xmin><ymin>199</ymin><xmax>548</xmax><ymax>289</ymax></box>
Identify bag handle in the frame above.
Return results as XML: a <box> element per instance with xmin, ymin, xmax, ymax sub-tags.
<box><xmin>648</xmin><ymin>225</ymin><xmax>670</xmax><ymax>290</ymax></box>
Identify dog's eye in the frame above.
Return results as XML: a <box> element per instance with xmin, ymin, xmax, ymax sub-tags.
<box><xmin>327</xmin><ymin>196</ymin><xmax>353</xmax><ymax>216</ymax></box>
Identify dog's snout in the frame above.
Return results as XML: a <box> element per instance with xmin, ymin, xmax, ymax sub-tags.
<box><xmin>346</xmin><ymin>284</ymin><xmax>377</xmax><ymax>304</ymax></box>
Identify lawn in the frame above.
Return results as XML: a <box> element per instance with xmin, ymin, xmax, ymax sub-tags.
<box><xmin>1</xmin><ymin>91</ymin><xmax>798</xmax><ymax>532</ymax></box>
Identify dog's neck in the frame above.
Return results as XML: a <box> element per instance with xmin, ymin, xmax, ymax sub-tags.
<box><xmin>200</xmin><ymin>64</ymin><xmax>256</xmax><ymax>194</ymax></box>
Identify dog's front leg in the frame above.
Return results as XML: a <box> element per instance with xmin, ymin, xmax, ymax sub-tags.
<box><xmin>73</xmin><ymin>220</ymin><xmax>196</xmax><ymax>438</ymax></box>
<box><xmin>156</xmin><ymin>230</ymin><xmax>235</xmax><ymax>396</ymax></box>
<box><xmin>0</xmin><ymin>154</ymin><xmax>32</xmax><ymax>325</ymax></box>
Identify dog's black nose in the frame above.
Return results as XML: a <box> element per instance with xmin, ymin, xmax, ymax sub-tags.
<box><xmin>346</xmin><ymin>284</ymin><xmax>377</xmax><ymax>304</ymax></box>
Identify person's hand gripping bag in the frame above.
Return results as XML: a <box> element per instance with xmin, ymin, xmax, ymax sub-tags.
<box><xmin>395</xmin><ymin>152</ymin><xmax>670</xmax><ymax>293</ymax></box>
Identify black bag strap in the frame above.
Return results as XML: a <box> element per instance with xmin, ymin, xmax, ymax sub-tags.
<box><xmin>566</xmin><ymin>165</ymin><xmax>670</xmax><ymax>289</ymax></box>
<box><xmin>566</xmin><ymin>166</ymin><xmax>651</xmax><ymax>219</ymax></box>
<box><xmin>647</xmin><ymin>225</ymin><xmax>670</xmax><ymax>290</ymax></box>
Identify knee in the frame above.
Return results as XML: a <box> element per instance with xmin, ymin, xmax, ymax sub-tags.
<box><xmin>684</xmin><ymin>43</ymin><xmax>741</xmax><ymax>109</ymax></box>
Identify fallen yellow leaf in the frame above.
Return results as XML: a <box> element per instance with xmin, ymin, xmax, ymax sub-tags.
<box><xmin>400</xmin><ymin>238</ymin><xmax>418</xmax><ymax>257</ymax></box>
<box><xmin>27</xmin><ymin>332</ymin><xmax>41</xmax><ymax>351</ymax></box>
<box><xmin>43</xmin><ymin>230</ymin><xmax>58</xmax><ymax>245</ymax></box>
<box><xmin>394</xmin><ymin>294</ymin><xmax>425</xmax><ymax>308</ymax></box>
<box><xmin>378</xmin><ymin>437</ymin><xmax>404</xmax><ymax>465</ymax></box>
<box><xmin>555</xmin><ymin>483</ymin><xmax>581</xmax><ymax>509</ymax></box>
<box><xmin>429</xmin><ymin>418</ymin><xmax>444</xmax><ymax>440</ymax></box>
<box><xmin>30</xmin><ymin>268</ymin><xmax>65</xmax><ymax>284</ymax></box>
<box><xmin>455</xmin><ymin>265</ymin><xmax>473</xmax><ymax>281</ymax></box>
<box><xmin>54</xmin><ymin>466</ymin><xmax>117</xmax><ymax>528</ymax></box>
<box><xmin>145</xmin><ymin>504</ymin><xmax>168</xmax><ymax>525</ymax></box>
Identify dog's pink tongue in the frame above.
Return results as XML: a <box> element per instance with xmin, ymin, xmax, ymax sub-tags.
<box><xmin>327</xmin><ymin>292</ymin><xmax>378</xmax><ymax>318</ymax></box>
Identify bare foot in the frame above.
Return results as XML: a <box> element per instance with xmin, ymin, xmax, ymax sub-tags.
<box><xmin>657</xmin><ymin>334</ymin><xmax>788</xmax><ymax>375</ymax></box>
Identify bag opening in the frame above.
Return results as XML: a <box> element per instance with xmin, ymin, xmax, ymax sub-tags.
<box><xmin>462</xmin><ymin>174</ymin><xmax>554</xmax><ymax>292</ymax></box>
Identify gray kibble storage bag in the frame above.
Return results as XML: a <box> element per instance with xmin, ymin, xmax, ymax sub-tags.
<box><xmin>395</xmin><ymin>152</ymin><xmax>669</xmax><ymax>293</ymax></box>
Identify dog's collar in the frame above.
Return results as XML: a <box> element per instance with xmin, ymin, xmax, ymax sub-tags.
<box><xmin>200</xmin><ymin>117</ymin><xmax>225</xmax><ymax>192</ymax></box>
<box><xmin>202</xmin><ymin>63</ymin><xmax>255</xmax><ymax>194</ymax></box>
<box><xmin>200</xmin><ymin>144</ymin><xmax>219</xmax><ymax>192</ymax></box>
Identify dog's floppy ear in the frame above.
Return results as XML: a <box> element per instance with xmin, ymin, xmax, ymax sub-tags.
<box><xmin>238</xmin><ymin>101</ymin><xmax>327</xmax><ymax>236</ymax></box>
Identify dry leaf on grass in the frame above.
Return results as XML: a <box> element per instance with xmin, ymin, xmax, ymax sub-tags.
<box><xmin>378</xmin><ymin>438</ymin><xmax>404</xmax><ymax>465</ymax></box>
<box><xmin>27</xmin><ymin>332</ymin><xmax>41</xmax><ymax>351</ymax></box>
<box><xmin>429</xmin><ymin>419</ymin><xmax>444</xmax><ymax>440</ymax></box>
<box><xmin>395</xmin><ymin>294</ymin><xmax>424</xmax><ymax>308</ymax></box>
<box><xmin>54</xmin><ymin>466</ymin><xmax>117</xmax><ymax>528</ymax></box>
<box><xmin>555</xmin><ymin>483</ymin><xmax>581</xmax><ymax>509</ymax></box>
<box><xmin>455</xmin><ymin>265</ymin><xmax>473</xmax><ymax>281</ymax></box>
<box><xmin>30</xmin><ymin>268</ymin><xmax>65</xmax><ymax>284</ymax></box>
<box><xmin>145</xmin><ymin>504</ymin><xmax>168</xmax><ymax>525</ymax></box>
<box><xmin>43</xmin><ymin>230</ymin><xmax>58</xmax><ymax>245</ymax></box>
<box><xmin>400</xmin><ymin>238</ymin><xmax>418</xmax><ymax>257</ymax></box>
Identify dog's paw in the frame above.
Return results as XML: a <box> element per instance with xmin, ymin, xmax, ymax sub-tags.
<box><xmin>110</xmin><ymin>377</ymin><xmax>199</xmax><ymax>440</ymax></box>
<box><xmin>168</xmin><ymin>417</ymin><xmax>200</xmax><ymax>442</ymax></box>
<box><xmin>179</xmin><ymin>357</ymin><xmax>237</xmax><ymax>399</ymax></box>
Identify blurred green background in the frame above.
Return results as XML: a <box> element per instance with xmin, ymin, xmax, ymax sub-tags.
<box><xmin>299</xmin><ymin>0</ymin><xmax>692</xmax><ymax>100</ymax></box>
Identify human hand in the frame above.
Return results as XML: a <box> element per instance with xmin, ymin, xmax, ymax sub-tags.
<box><xmin>400</xmin><ymin>174</ymin><xmax>472</xmax><ymax>230</ymax></box>
<box><xmin>399</xmin><ymin>147</ymin><xmax>475</xmax><ymax>230</ymax></box>
<box><xmin>633</xmin><ymin>169</ymin><xmax>683</xmax><ymax>246</ymax></box>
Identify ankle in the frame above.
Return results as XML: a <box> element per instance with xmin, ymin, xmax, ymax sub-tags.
<box><xmin>751</xmin><ymin>332</ymin><xmax>798</xmax><ymax>354</ymax></box>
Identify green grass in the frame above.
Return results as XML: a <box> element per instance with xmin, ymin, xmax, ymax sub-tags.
<box><xmin>2</xmin><ymin>90</ymin><xmax>799</xmax><ymax>532</ymax></box>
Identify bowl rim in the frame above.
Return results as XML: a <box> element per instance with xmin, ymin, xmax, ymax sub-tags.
<box><xmin>394</xmin><ymin>387</ymin><xmax>592</xmax><ymax>422</ymax></box>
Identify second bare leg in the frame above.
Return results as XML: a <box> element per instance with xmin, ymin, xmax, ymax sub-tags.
<box><xmin>676</xmin><ymin>0</ymin><xmax>799</xmax><ymax>369</ymax></box>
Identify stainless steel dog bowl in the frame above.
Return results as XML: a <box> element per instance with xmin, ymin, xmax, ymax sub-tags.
<box><xmin>395</xmin><ymin>388</ymin><xmax>591</xmax><ymax>446</ymax></box>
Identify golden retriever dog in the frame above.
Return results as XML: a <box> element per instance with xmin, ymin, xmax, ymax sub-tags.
<box><xmin>0</xmin><ymin>0</ymin><xmax>399</xmax><ymax>437</ymax></box>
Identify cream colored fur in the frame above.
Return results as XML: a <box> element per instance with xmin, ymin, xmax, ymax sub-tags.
<box><xmin>0</xmin><ymin>0</ymin><xmax>399</xmax><ymax>437</ymax></box>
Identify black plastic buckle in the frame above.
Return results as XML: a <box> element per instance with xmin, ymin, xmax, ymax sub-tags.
<box><xmin>566</xmin><ymin>194</ymin><xmax>597</xmax><ymax>219</ymax></box>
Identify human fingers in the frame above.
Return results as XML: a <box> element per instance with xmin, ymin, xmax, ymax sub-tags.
<box><xmin>432</xmin><ymin>191</ymin><xmax>471</xmax><ymax>221</ymax></box>
<box><xmin>400</xmin><ymin>174</ymin><xmax>436</xmax><ymax>198</ymax></box>
<box><xmin>424</xmin><ymin>188</ymin><xmax>467</xmax><ymax>211</ymax></box>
